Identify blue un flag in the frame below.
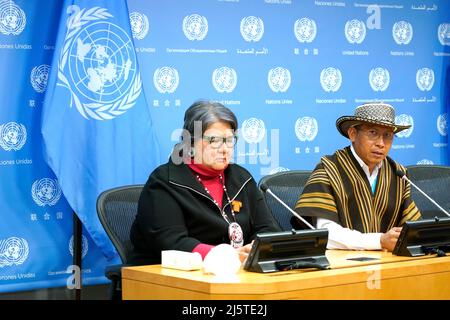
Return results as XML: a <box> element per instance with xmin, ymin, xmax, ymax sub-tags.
<box><xmin>42</xmin><ymin>0</ymin><xmax>160</xmax><ymax>261</ymax></box>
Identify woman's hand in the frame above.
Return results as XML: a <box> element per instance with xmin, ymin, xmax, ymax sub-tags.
<box><xmin>235</xmin><ymin>242</ymin><xmax>253</xmax><ymax>263</ymax></box>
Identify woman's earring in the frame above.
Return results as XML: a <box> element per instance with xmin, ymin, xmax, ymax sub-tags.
<box><xmin>188</xmin><ymin>148</ymin><xmax>195</xmax><ymax>158</ymax></box>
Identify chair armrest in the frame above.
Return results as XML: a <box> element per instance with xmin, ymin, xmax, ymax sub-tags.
<box><xmin>105</xmin><ymin>264</ymin><xmax>133</xmax><ymax>300</ymax></box>
<box><xmin>105</xmin><ymin>264</ymin><xmax>132</xmax><ymax>281</ymax></box>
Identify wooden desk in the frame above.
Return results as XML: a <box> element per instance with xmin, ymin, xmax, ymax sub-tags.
<box><xmin>122</xmin><ymin>250</ymin><xmax>450</xmax><ymax>300</ymax></box>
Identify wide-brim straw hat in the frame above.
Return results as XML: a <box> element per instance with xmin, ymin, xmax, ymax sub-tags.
<box><xmin>336</xmin><ymin>102</ymin><xmax>411</xmax><ymax>138</ymax></box>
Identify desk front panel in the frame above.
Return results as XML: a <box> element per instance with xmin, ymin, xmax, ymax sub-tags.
<box><xmin>122</xmin><ymin>250</ymin><xmax>450</xmax><ymax>300</ymax></box>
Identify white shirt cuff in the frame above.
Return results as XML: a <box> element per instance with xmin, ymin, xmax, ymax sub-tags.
<box><xmin>317</xmin><ymin>217</ymin><xmax>382</xmax><ymax>250</ymax></box>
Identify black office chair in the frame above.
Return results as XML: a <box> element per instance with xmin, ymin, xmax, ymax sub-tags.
<box><xmin>258</xmin><ymin>170</ymin><xmax>312</xmax><ymax>231</ymax></box>
<box><xmin>96</xmin><ymin>184</ymin><xmax>144</xmax><ymax>300</ymax></box>
<box><xmin>406</xmin><ymin>165</ymin><xmax>450</xmax><ymax>219</ymax></box>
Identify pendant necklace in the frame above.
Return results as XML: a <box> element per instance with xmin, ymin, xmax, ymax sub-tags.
<box><xmin>196</xmin><ymin>174</ymin><xmax>244</xmax><ymax>248</ymax></box>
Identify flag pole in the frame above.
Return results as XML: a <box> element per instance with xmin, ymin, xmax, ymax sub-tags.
<box><xmin>73</xmin><ymin>211</ymin><xmax>82</xmax><ymax>300</ymax></box>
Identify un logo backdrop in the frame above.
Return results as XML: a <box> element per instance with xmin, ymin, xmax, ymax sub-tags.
<box><xmin>129</xmin><ymin>0</ymin><xmax>449</xmax><ymax>180</ymax></box>
<box><xmin>0</xmin><ymin>0</ymin><xmax>448</xmax><ymax>293</ymax></box>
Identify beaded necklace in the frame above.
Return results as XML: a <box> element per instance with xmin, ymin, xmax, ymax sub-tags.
<box><xmin>196</xmin><ymin>174</ymin><xmax>243</xmax><ymax>248</ymax></box>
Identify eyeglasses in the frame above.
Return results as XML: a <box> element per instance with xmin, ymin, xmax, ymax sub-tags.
<box><xmin>203</xmin><ymin>135</ymin><xmax>237</xmax><ymax>148</ymax></box>
<box><xmin>356</xmin><ymin>127</ymin><xmax>395</xmax><ymax>141</ymax></box>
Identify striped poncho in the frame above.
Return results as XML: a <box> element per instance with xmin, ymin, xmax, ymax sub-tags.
<box><xmin>295</xmin><ymin>146</ymin><xmax>421</xmax><ymax>233</ymax></box>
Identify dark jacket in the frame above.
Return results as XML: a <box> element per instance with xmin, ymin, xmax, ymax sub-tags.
<box><xmin>129</xmin><ymin>159</ymin><xmax>280</xmax><ymax>265</ymax></box>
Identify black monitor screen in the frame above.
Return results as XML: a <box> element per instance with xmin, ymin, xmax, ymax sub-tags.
<box><xmin>393</xmin><ymin>217</ymin><xmax>450</xmax><ymax>257</ymax></box>
<box><xmin>243</xmin><ymin>229</ymin><xmax>329</xmax><ymax>273</ymax></box>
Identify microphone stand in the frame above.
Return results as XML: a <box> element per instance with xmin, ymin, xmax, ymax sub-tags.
<box><xmin>398</xmin><ymin>172</ymin><xmax>450</xmax><ymax>218</ymax></box>
<box><xmin>264</xmin><ymin>188</ymin><xmax>316</xmax><ymax>229</ymax></box>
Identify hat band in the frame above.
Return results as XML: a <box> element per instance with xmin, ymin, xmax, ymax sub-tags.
<box><xmin>354</xmin><ymin>112</ymin><xmax>395</xmax><ymax>124</ymax></box>
<box><xmin>358</xmin><ymin>116</ymin><xmax>395</xmax><ymax>126</ymax></box>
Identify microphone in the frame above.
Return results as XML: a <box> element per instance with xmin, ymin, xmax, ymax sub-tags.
<box><xmin>395</xmin><ymin>169</ymin><xmax>450</xmax><ymax>217</ymax></box>
<box><xmin>260</xmin><ymin>182</ymin><xmax>316</xmax><ymax>229</ymax></box>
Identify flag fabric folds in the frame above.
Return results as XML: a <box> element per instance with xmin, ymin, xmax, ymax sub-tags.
<box><xmin>42</xmin><ymin>0</ymin><xmax>160</xmax><ymax>260</ymax></box>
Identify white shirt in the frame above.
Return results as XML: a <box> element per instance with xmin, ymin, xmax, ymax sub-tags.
<box><xmin>317</xmin><ymin>145</ymin><xmax>383</xmax><ymax>250</ymax></box>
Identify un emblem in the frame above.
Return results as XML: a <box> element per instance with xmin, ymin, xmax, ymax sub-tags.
<box><xmin>153</xmin><ymin>66</ymin><xmax>179</xmax><ymax>93</ymax></box>
<box><xmin>212</xmin><ymin>67</ymin><xmax>237</xmax><ymax>93</ymax></box>
<box><xmin>369</xmin><ymin>67</ymin><xmax>390</xmax><ymax>92</ymax></box>
<box><xmin>320</xmin><ymin>67</ymin><xmax>342</xmax><ymax>92</ymax></box>
<box><xmin>417</xmin><ymin>159</ymin><xmax>434</xmax><ymax>165</ymax></box>
<box><xmin>295</xmin><ymin>117</ymin><xmax>318</xmax><ymax>142</ymax></box>
<box><xmin>345</xmin><ymin>19</ymin><xmax>366</xmax><ymax>44</ymax></box>
<box><xmin>268</xmin><ymin>67</ymin><xmax>291</xmax><ymax>93</ymax></box>
<box><xmin>416</xmin><ymin>68</ymin><xmax>435</xmax><ymax>92</ymax></box>
<box><xmin>0</xmin><ymin>237</ymin><xmax>29</xmax><ymax>268</ymax></box>
<box><xmin>30</xmin><ymin>64</ymin><xmax>50</xmax><ymax>93</ymax></box>
<box><xmin>392</xmin><ymin>21</ymin><xmax>413</xmax><ymax>45</ymax></box>
<box><xmin>183</xmin><ymin>14</ymin><xmax>208</xmax><ymax>41</ymax></box>
<box><xmin>294</xmin><ymin>18</ymin><xmax>317</xmax><ymax>43</ymax></box>
<box><xmin>437</xmin><ymin>113</ymin><xmax>447</xmax><ymax>136</ymax></box>
<box><xmin>0</xmin><ymin>122</ymin><xmax>26</xmax><ymax>151</ymax></box>
<box><xmin>438</xmin><ymin>23</ymin><xmax>450</xmax><ymax>46</ymax></box>
<box><xmin>395</xmin><ymin>114</ymin><xmax>414</xmax><ymax>138</ymax></box>
<box><xmin>241</xmin><ymin>118</ymin><xmax>266</xmax><ymax>143</ymax></box>
<box><xmin>0</xmin><ymin>0</ymin><xmax>26</xmax><ymax>35</ymax></box>
<box><xmin>130</xmin><ymin>11</ymin><xmax>149</xmax><ymax>40</ymax></box>
<box><xmin>57</xmin><ymin>6</ymin><xmax>141</xmax><ymax>121</ymax></box>
<box><xmin>31</xmin><ymin>178</ymin><xmax>62</xmax><ymax>207</ymax></box>
<box><xmin>240</xmin><ymin>16</ymin><xmax>264</xmax><ymax>42</ymax></box>
<box><xmin>69</xmin><ymin>235</ymin><xmax>89</xmax><ymax>259</ymax></box>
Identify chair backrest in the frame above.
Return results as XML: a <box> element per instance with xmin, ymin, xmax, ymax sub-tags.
<box><xmin>96</xmin><ymin>184</ymin><xmax>144</xmax><ymax>264</ymax></box>
<box><xmin>258</xmin><ymin>170</ymin><xmax>312</xmax><ymax>231</ymax></box>
<box><xmin>406</xmin><ymin>165</ymin><xmax>450</xmax><ymax>219</ymax></box>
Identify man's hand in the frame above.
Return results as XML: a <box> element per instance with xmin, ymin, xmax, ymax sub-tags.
<box><xmin>380</xmin><ymin>227</ymin><xmax>402</xmax><ymax>251</ymax></box>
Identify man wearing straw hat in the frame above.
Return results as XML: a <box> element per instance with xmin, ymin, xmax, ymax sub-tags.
<box><xmin>294</xmin><ymin>103</ymin><xmax>421</xmax><ymax>251</ymax></box>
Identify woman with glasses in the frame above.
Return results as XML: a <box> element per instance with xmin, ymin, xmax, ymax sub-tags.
<box><xmin>130</xmin><ymin>100</ymin><xmax>280</xmax><ymax>265</ymax></box>
<box><xmin>294</xmin><ymin>103</ymin><xmax>421</xmax><ymax>252</ymax></box>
